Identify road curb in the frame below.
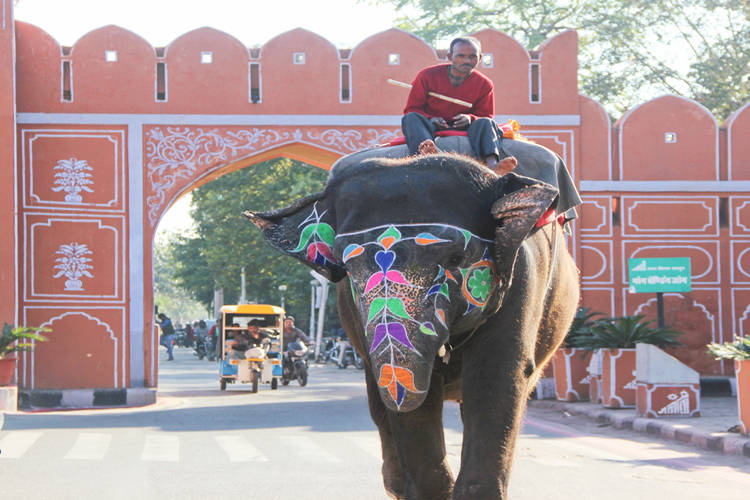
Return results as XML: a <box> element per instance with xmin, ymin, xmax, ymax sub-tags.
<box><xmin>530</xmin><ymin>399</ymin><xmax>750</xmax><ymax>459</ymax></box>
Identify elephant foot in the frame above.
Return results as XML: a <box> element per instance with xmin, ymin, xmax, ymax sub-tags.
<box><xmin>486</xmin><ymin>155</ymin><xmax>517</xmax><ymax>176</ymax></box>
<box><xmin>418</xmin><ymin>139</ymin><xmax>440</xmax><ymax>155</ymax></box>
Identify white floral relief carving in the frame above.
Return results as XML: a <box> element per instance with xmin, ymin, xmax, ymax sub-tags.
<box><xmin>51</xmin><ymin>158</ymin><xmax>94</xmax><ymax>203</ymax></box>
<box><xmin>144</xmin><ymin>126</ymin><xmax>402</xmax><ymax>226</ymax></box>
<box><xmin>145</xmin><ymin>127</ymin><xmax>294</xmax><ymax>225</ymax></box>
<box><xmin>53</xmin><ymin>242</ymin><xmax>94</xmax><ymax>291</ymax></box>
<box><xmin>305</xmin><ymin>128</ymin><xmax>401</xmax><ymax>151</ymax></box>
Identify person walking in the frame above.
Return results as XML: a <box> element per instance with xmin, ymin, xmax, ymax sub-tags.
<box><xmin>157</xmin><ymin>313</ymin><xmax>176</xmax><ymax>361</ymax></box>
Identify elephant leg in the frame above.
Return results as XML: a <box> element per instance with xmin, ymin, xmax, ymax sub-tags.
<box><xmin>452</xmin><ymin>328</ymin><xmax>535</xmax><ymax>500</ymax></box>
<box><xmin>386</xmin><ymin>371</ymin><xmax>454</xmax><ymax>500</ymax></box>
<box><xmin>364</xmin><ymin>367</ymin><xmax>406</xmax><ymax>499</ymax></box>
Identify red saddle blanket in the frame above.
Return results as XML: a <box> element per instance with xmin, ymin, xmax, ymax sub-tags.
<box><xmin>387</xmin><ymin>119</ymin><xmax>521</xmax><ymax>146</ymax></box>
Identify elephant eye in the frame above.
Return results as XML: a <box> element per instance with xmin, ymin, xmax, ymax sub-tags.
<box><xmin>445</xmin><ymin>253</ymin><xmax>464</xmax><ymax>268</ymax></box>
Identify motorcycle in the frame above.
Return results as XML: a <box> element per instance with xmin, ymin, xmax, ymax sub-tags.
<box><xmin>194</xmin><ymin>335</ymin><xmax>216</xmax><ymax>361</ymax></box>
<box><xmin>282</xmin><ymin>341</ymin><xmax>309</xmax><ymax>386</ymax></box>
<box><xmin>337</xmin><ymin>342</ymin><xmax>364</xmax><ymax>370</ymax></box>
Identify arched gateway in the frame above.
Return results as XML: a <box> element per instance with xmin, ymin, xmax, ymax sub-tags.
<box><xmin>2</xmin><ymin>3</ymin><xmax>749</xmax><ymax>407</ymax></box>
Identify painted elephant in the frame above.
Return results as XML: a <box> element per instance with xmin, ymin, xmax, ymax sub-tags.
<box><xmin>245</xmin><ymin>152</ymin><xmax>579</xmax><ymax>499</ymax></box>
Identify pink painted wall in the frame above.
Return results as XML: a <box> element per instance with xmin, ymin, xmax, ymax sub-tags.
<box><xmin>3</xmin><ymin>13</ymin><xmax>750</xmax><ymax>394</ymax></box>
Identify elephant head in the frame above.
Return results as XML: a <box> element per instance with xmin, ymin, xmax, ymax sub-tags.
<box><xmin>245</xmin><ymin>154</ymin><xmax>558</xmax><ymax>412</ymax></box>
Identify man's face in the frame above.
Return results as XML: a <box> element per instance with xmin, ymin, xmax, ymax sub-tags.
<box><xmin>248</xmin><ymin>325</ymin><xmax>259</xmax><ymax>336</ymax></box>
<box><xmin>284</xmin><ymin>319</ymin><xmax>293</xmax><ymax>331</ymax></box>
<box><xmin>448</xmin><ymin>41</ymin><xmax>480</xmax><ymax>76</ymax></box>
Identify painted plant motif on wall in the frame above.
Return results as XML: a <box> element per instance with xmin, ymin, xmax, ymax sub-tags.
<box><xmin>53</xmin><ymin>242</ymin><xmax>94</xmax><ymax>291</ymax></box>
<box><xmin>52</xmin><ymin>158</ymin><xmax>94</xmax><ymax>203</ymax></box>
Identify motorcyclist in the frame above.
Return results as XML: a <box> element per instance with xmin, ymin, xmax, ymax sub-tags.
<box><xmin>282</xmin><ymin>316</ymin><xmax>311</xmax><ymax>371</ymax></box>
<box><xmin>282</xmin><ymin>316</ymin><xmax>311</xmax><ymax>349</ymax></box>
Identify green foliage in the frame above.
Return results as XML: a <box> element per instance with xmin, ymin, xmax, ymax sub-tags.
<box><xmin>0</xmin><ymin>323</ymin><xmax>50</xmax><ymax>358</ymax></box>
<box><xmin>707</xmin><ymin>335</ymin><xmax>750</xmax><ymax>361</ymax></box>
<box><xmin>168</xmin><ymin>158</ymin><xmax>340</xmax><ymax>332</ymax></box>
<box><xmin>573</xmin><ymin>314</ymin><xmax>684</xmax><ymax>350</ymax></box>
<box><xmin>564</xmin><ymin>307</ymin><xmax>604</xmax><ymax>348</ymax></box>
<box><xmin>153</xmin><ymin>232</ymin><xmax>210</xmax><ymax>323</ymax></box>
<box><xmin>368</xmin><ymin>0</ymin><xmax>750</xmax><ymax>120</ymax></box>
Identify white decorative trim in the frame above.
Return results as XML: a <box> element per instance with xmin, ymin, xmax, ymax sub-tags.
<box><xmin>580</xmin><ymin>196</ymin><xmax>611</xmax><ymax>236</ymax></box>
<box><xmin>625</xmin><ymin>287</ymin><xmax>723</xmax><ymax>362</ymax></box>
<box><xmin>129</xmin><ymin>122</ymin><xmax>145</xmax><ymax>387</ymax></box>
<box><xmin>144</xmin><ymin>126</ymin><xmax>400</xmax><ymax>226</ymax></box>
<box><xmin>22</xmin><ymin>307</ymin><xmax>126</xmax><ymax>389</ymax></box>
<box><xmin>17</xmin><ymin>112</ymin><xmax>582</xmax><ymax>127</ymax></box>
<box><xmin>580</xmin><ymin>241</ymin><xmax>613</xmax><ymax>283</ymax></box>
<box><xmin>732</xmin><ymin>198</ymin><xmax>750</xmax><ymax>236</ymax></box>
<box><xmin>624</xmin><ymin>198</ymin><xmax>718</xmax><ymax>236</ymax></box>
<box><xmin>622</xmin><ymin>240</ymin><xmax>718</xmax><ymax>284</ymax></box>
<box><xmin>25</xmin><ymin>214</ymin><xmax>125</xmax><ymax>301</ymax></box>
<box><xmin>522</xmin><ymin>130</ymin><xmax>575</xmax><ymax>181</ymax></box>
<box><xmin>580</xmin><ymin>180</ymin><xmax>750</xmax><ymax>192</ymax></box>
<box><xmin>726</xmin><ymin>101</ymin><xmax>750</xmax><ymax>181</ymax></box>
<box><xmin>730</xmin><ymin>242</ymin><xmax>750</xmax><ymax>284</ymax></box>
<box><xmin>733</xmin><ymin>289</ymin><xmax>750</xmax><ymax>340</ymax></box>
<box><xmin>22</xmin><ymin>129</ymin><xmax>125</xmax><ymax>213</ymax></box>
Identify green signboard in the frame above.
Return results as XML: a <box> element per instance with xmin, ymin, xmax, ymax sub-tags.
<box><xmin>628</xmin><ymin>257</ymin><xmax>691</xmax><ymax>293</ymax></box>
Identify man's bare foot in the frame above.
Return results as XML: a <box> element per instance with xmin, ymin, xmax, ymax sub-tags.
<box><xmin>485</xmin><ymin>155</ymin><xmax>517</xmax><ymax>175</ymax></box>
<box><xmin>418</xmin><ymin>139</ymin><xmax>440</xmax><ymax>155</ymax></box>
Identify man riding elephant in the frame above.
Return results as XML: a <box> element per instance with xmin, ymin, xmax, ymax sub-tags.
<box><xmin>402</xmin><ymin>36</ymin><xmax>518</xmax><ymax>175</ymax></box>
<box><xmin>245</xmin><ymin>151</ymin><xmax>580</xmax><ymax>499</ymax></box>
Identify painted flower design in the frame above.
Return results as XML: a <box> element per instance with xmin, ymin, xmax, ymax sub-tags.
<box><xmin>467</xmin><ymin>267</ymin><xmax>492</xmax><ymax>302</ymax></box>
<box><xmin>294</xmin><ymin>202</ymin><xmax>338</xmax><ymax>267</ymax></box>
<box><xmin>378</xmin><ymin>363</ymin><xmax>419</xmax><ymax>408</ymax></box>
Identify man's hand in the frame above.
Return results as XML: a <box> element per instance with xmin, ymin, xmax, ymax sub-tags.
<box><xmin>430</xmin><ymin>116</ymin><xmax>449</xmax><ymax>129</ymax></box>
<box><xmin>452</xmin><ymin>114</ymin><xmax>472</xmax><ymax>130</ymax></box>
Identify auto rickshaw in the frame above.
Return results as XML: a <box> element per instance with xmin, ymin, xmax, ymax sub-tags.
<box><xmin>219</xmin><ymin>304</ymin><xmax>284</xmax><ymax>392</ymax></box>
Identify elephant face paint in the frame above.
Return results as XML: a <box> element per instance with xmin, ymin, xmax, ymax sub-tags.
<box><xmin>336</xmin><ymin>223</ymin><xmax>496</xmax><ymax>411</ymax></box>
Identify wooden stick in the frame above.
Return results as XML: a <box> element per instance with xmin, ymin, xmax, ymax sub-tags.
<box><xmin>387</xmin><ymin>79</ymin><xmax>473</xmax><ymax>108</ymax></box>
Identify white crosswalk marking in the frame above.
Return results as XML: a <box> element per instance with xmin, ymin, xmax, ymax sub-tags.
<box><xmin>64</xmin><ymin>433</ymin><xmax>111</xmax><ymax>460</ymax></box>
<box><xmin>0</xmin><ymin>432</ymin><xmax>43</xmax><ymax>459</ymax></box>
<box><xmin>349</xmin><ymin>436</ymin><xmax>382</xmax><ymax>461</ymax></box>
<box><xmin>214</xmin><ymin>435</ymin><xmax>269</xmax><ymax>462</ymax></box>
<box><xmin>280</xmin><ymin>435</ymin><xmax>340</xmax><ymax>463</ymax></box>
<box><xmin>141</xmin><ymin>435</ymin><xmax>179</xmax><ymax>462</ymax></box>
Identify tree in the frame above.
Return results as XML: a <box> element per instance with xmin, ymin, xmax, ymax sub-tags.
<box><xmin>169</xmin><ymin>159</ymin><xmax>340</xmax><ymax>333</ymax></box>
<box><xmin>369</xmin><ymin>0</ymin><xmax>750</xmax><ymax>120</ymax></box>
<box><xmin>153</xmin><ymin>231</ymin><xmax>210</xmax><ymax>323</ymax></box>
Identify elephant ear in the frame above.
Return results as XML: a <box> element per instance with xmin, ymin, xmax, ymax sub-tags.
<box><xmin>243</xmin><ymin>192</ymin><xmax>346</xmax><ymax>282</ymax></box>
<box><xmin>491</xmin><ymin>173</ymin><xmax>559</xmax><ymax>291</ymax></box>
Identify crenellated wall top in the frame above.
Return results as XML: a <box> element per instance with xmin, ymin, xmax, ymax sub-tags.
<box><xmin>14</xmin><ymin>21</ymin><xmax>581</xmax><ymax>116</ymax></box>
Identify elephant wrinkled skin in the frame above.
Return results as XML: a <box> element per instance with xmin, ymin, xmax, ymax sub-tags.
<box><xmin>245</xmin><ymin>153</ymin><xmax>579</xmax><ymax>499</ymax></box>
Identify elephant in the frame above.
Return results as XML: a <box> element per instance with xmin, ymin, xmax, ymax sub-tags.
<box><xmin>245</xmin><ymin>149</ymin><xmax>580</xmax><ymax>499</ymax></box>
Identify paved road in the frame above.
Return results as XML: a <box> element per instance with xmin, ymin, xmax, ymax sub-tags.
<box><xmin>1</xmin><ymin>347</ymin><xmax>749</xmax><ymax>499</ymax></box>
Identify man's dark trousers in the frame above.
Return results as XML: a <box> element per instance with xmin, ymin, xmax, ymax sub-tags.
<box><xmin>401</xmin><ymin>112</ymin><xmax>504</xmax><ymax>160</ymax></box>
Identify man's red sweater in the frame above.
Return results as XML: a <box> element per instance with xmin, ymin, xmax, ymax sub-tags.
<box><xmin>403</xmin><ymin>64</ymin><xmax>494</xmax><ymax>124</ymax></box>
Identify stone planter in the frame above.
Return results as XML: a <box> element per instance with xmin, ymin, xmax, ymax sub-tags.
<box><xmin>736</xmin><ymin>359</ymin><xmax>750</xmax><ymax>435</ymax></box>
<box><xmin>601</xmin><ymin>348</ymin><xmax>637</xmax><ymax>408</ymax></box>
<box><xmin>635</xmin><ymin>343</ymin><xmax>700</xmax><ymax>418</ymax></box>
<box><xmin>552</xmin><ymin>348</ymin><xmax>591</xmax><ymax>401</ymax></box>
<box><xmin>0</xmin><ymin>356</ymin><xmax>17</xmax><ymax>386</ymax></box>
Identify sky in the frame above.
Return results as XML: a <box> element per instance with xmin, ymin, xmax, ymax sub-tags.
<box><xmin>14</xmin><ymin>0</ymin><xmax>406</xmax><ymax>48</ymax></box>
<box><xmin>14</xmin><ymin>0</ymin><xmax>407</xmax><ymax>232</ymax></box>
